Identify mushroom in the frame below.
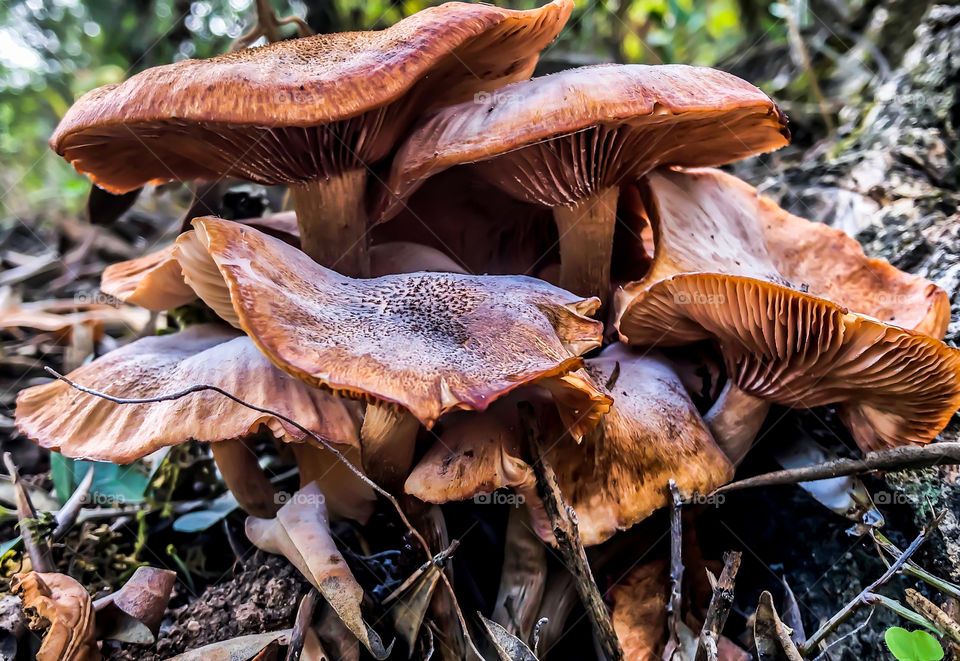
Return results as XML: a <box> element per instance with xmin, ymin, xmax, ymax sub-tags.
<box><xmin>378</xmin><ymin>64</ymin><xmax>789</xmax><ymax>300</ymax></box>
<box><xmin>14</xmin><ymin>324</ymin><xmax>372</xmax><ymax>520</ymax></box>
<box><xmin>614</xmin><ymin>167</ymin><xmax>960</xmax><ymax>461</ymax></box>
<box><xmin>50</xmin><ymin>0</ymin><xmax>572</xmax><ymax>275</ymax></box>
<box><xmin>547</xmin><ymin>343</ymin><xmax>733</xmax><ymax>546</ymax></box>
<box><xmin>100</xmin><ymin>244</ymin><xmax>197</xmax><ymax>312</ymax></box>
<box><xmin>403</xmin><ymin>396</ymin><xmax>553</xmax><ymax>541</ymax></box>
<box><xmin>610</xmin><ymin>560</ymin><xmax>669</xmax><ymax>661</ymax></box>
<box><xmin>11</xmin><ymin>571</ymin><xmax>99</xmax><ymax>661</ymax></box>
<box><xmin>174</xmin><ymin>217</ymin><xmax>610</xmax><ymax>490</ymax></box>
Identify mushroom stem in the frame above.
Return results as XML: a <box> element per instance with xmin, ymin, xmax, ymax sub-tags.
<box><xmin>704</xmin><ymin>381</ymin><xmax>771</xmax><ymax>465</ymax></box>
<box><xmin>291</xmin><ymin>170</ymin><xmax>370</xmax><ymax>277</ymax></box>
<box><xmin>551</xmin><ymin>187</ymin><xmax>618</xmax><ymax>302</ymax></box>
<box><xmin>360</xmin><ymin>402</ymin><xmax>419</xmax><ymax>492</ymax></box>
<box><xmin>210</xmin><ymin>438</ymin><xmax>279</xmax><ymax>518</ymax></box>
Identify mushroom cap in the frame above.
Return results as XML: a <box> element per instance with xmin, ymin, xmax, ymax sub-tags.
<box><xmin>15</xmin><ymin>323</ymin><xmax>360</xmax><ymax>463</ymax></box>
<box><xmin>610</xmin><ymin>560</ymin><xmax>669</xmax><ymax>661</ymax></box>
<box><xmin>51</xmin><ymin>0</ymin><xmax>572</xmax><ymax>194</ymax></box>
<box><xmin>11</xmin><ymin>571</ymin><xmax>98</xmax><ymax>661</ymax></box>
<box><xmin>614</xmin><ymin>167</ymin><xmax>960</xmax><ymax>451</ymax></box>
<box><xmin>377</xmin><ymin>63</ymin><xmax>788</xmax><ymax>219</ymax></box>
<box><xmin>177</xmin><ymin>217</ymin><xmax>610</xmax><ymax>427</ymax></box>
<box><xmin>548</xmin><ymin>344</ymin><xmax>733</xmax><ymax>546</ymax></box>
<box><xmin>100</xmin><ymin>243</ymin><xmax>197</xmax><ymax>311</ymax></box>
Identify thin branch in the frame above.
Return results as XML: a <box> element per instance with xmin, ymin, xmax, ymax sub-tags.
<box><xmin>905</xmin><ymin>588</ymin><xmax>960</xmax><ymax>644</ymax></box>
<box><xmin>519</xmin><ymin>403</ymin><xmax>624</xmax><ymax>661</ymax></box>
<box><xmin>694</xmin><ymin>551</ymin><xmax>741</xmax><ymax>661</ymax></box>
<box><xmin>873</xmin><ymin>531</ymin><xmax>960</xmax><ymax>600</ymax></box>
<box><xmin>44</xmin><ymin>367</ymin><xmax>484</xmax><ymax>659</ymax></box>
<box><xmin>865</xmin><ymin>593</ymin><xmax>942</xmax><ymax>635</ymax></box>
<box><xmin>2</xmin><ymin>452</ymin><xmax>53</xmax><ymax>573</ymax></box>
<box><xmin>286</xmin><ymin>589</ymin><xmax>319</xmax><ymax>661</ymax></box>
<box><xmin>799</xmin><ymin>512</ymin><xmax>945</xmax><ymax>655</ymax></box>
<box><xmin>714</xmin><ymin>443</ymin><xmax>960</xmax><ymax>495</ymax></box>
<box><xmin>810</xmin><ymin>607</ymin><xmax>875</xmax><ymax>661</ymax></box>
<box><xmin>665</xmin><ymin>480</ymin><xmax>684</xmax><ymax>660</ymax></box>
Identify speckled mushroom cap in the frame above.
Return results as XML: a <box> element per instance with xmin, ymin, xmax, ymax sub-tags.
<box><xmin>614</xmin><ymin>167</ymin><xmax>960</xmax><ymax>452</ymax></box>
<box><xmin>100</xmin><ymin>244</ymin><xmax>197</xmax><ymax>311</ymax></box>
<box><xmin>175</xmin><ymin>217</ymin><xmax>611</xmax><ymax>429</ymax></box>
<box><xmin>51</xmin><ymin>0</ymin><xmax>572</xmax><ymax>194</ymax></box>
<box><xmin>547</xmin><ymin>344</ymin><xmax>733</xmax><ymax>546</ymax></box>
<box><xmin>15</xmin><ymin>324</ymin><xmax>360</xmax><ymax>463</ymax></box>
<box><xmin>376</xmin><ymin>63</ymin><xmax>789</xmax><ymax>220</ymax></box>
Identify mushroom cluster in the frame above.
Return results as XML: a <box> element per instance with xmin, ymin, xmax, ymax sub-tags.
<box><xmin>13</xmin><ymin>1</ymin><xmax>960</xmax><ymax>659</ymax></box>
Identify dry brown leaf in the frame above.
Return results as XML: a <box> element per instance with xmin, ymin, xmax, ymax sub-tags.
<box><xmin>11</xmin><ymin>571</ymin><xmax>99</xmax><ymax>661</ymax></box>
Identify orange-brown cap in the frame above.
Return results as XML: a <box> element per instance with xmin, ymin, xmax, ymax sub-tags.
<box><xmin>614</xmin><ymin>167</ymin><xmax>960</xmax><ymax>452</ymax></box>
<box><xmin>100</xmin><ymin>244</ymin><xmax>197</xmax><ymax>311</ymax></box>
<box><xmin>11</xmin><ymin>571</ymin><xmax>98</xmax><ymax>661</ymax></box>
<box><xmin>52</xmin><ymin>0</ymin><xmax>572</xmax><ymax>194</ymax></box>
<box><xmin>15</xmin><ymin>324</ymin><xmax>359</xmax><ymax>463</ymax></box>
<box><xmin>610</xmin><ymin>560</ymin><xmax>669</xmax><ymax>661</ymax></box>
<box><xmin>403</xmin><ymin>396</ymin><xmax>553</xmax><ymax>541</ymax></box>
<box><xmin>377</xmin><ymin>63</ymin><xmax>788</xmax><ymax>220</ymax></box>
<box><xmin>547</xmin><ymin>344</ymin><xmax>733</xmax><ymax>545</ymax></box>
<box><xmin>176</xmin><ymin>217</ymin><xmax>610</xmax><ymax>428</ymax></box>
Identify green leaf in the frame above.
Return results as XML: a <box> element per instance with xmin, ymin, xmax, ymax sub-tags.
<box><xmin>0</xmin><ymin>536</ymin><xmax>22</xmax><ymax>561</ymax></box>
<box><xmin>885</xmin><ymin>627</ymin><xmax>944</xmax><ymax>661</ymax></box>
<box><xmin>172</xmin><ymin>492</ymin><xmax>238</xmax><ymax>533</ymax></box>
<box><xmin>51</xmin><ymin>449</ymin><xmax>170</xmax><ymax>506</ymax></box>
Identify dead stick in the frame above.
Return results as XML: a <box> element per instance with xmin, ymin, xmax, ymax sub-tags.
<box><xmin>694</xmin><ymin>552</ymin><xmax>742</xmax><ymax>661</ymax></box>
<box><xmin>905</xmin><ymin>589</ymin><xmax>960</xmax><ymax>645</ymax></box>
<box><xmin>666</xmin><ymin>480</ymin><xmax>684</xmax><ymax>658</ymax></box>
<box><xmin>799</xmin><ymin>512</ymin><xmax>945</xmax><ymax>655</ymax></box>
<box><xmin>714</xmin><ymin>443</ymin><xmax>960</xmax><ymax>495</ymax></box>
<box><xmin>2</xmin><ymin>452</ymin><xmax>53</xmax><ymax>573</ymax></box>
<box><xmin>519</xmin><ymin>403</ymin><xmax>624</xmax><ymax>661</ymax></box>
<box><xmin>286</xmin><ymin>589</ymin><xmax>319</xmax><ymax>661</ymax></box>
<box><xmin>873</xmin><ymin>532</ymin><xmax>960</xmax><ymax>600</ymax></box>
<box><xmin>45</xmin><ymin>367</ymin><xmax>484</xmax><ymax>660</ymax></box>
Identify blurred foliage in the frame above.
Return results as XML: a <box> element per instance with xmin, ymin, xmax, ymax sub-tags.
<box><xmin>0</xmin><ymin>0</ymin><xmax>790</xmax><ymax>220</ymax></box>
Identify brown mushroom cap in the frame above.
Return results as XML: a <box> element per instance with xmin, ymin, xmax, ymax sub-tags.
<box><xmin>614</xmin><ymin>167</ymin><xmax>960</xmax><ymax>452</ymax></box>
<box><xmin>176</xmin><ymin>217</ymin><xmax>611</xmax><ymax>428</ymax></box>
<box><xmin>378</xmin><ymin>63</ymin><xmax>788</xmax><ymax>221</ymax></box>
<box><xmin>14</xmin><ymin>324</ymin><xmax>359</xmax><ymax>463</ymax></box>
<box><xmin>51</xmin><ymin>0</ymin><xmax>572</xmax><ymax>194</ymax></box>
<box><xmin>610</xmin><ymin>560</ymin><xmax>669</xmax><ymax>661</ymax></box>
<box><xmin>11</xmin><ymin>571</ymin><xmax>99</xmax><ymax>661</ymax></box>
<box><xmin>100</xmin><ymin>243</ymin><xmax>197</xmax><ymax>311</ymax></box>
<box><xmin>547</xmin><ymin>344</ymin><xmax>733</xmax><ymax>546</ymax></box>
<box><xmin>403</xmin><ymin>396</ymin><xmax>553</xmax><ymax>541</ymax></box>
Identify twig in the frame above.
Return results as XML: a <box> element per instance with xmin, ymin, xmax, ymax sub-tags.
<box><xmin>519</xmin><ymin>403</ymin><xmax>624</xmax><ymax>661</ymax></box>
<box><xmin>799</xmin><ymin>512</ymin><xmax>945</xmax><ymax>655</ymax></box>
<box><xmin>2</xmin><ymin>452</ymin><xmax>53</xmax><ymax>573</ymax></box>
<box><xmin>714</xmin><ymin>443</ymin><xmax>960</xmax><ymax>494</ymax></box>
<box><xmin>811</xmin><ymin>607</ymin><xmax>875</xmax><ymax>661</ymax></box>
<box><xmin>873</xmin><ymin>531</ymin><xmax>960</xmax><ymax>600</ymax></box>
<box><xmin>864</xmin><ymin>593</ymin><xmax>942</xmax><ymax>635</ymax></box>
<box><xmin>232</xmin><ymin>0</ymin><xmax>313</xmax><ymax>50</ymax></box>
<box><xmin>694</xmin><ymin>552</ymin><xmax>741</xmax><ymax>661</ymax></box>
<box><xmin>45</xmin><ymin>367</ymin><xmax>484</xmax><ymax>659</ymax></box>
<box><xmin>51</xmin><ymin>465</ymin><xmax>94</xmax><ymax>541</ymax></box>
<box><xmin>286</xmin><ymin>589</ymin><xmax>319</xmax><ymax>661</ymax></box>
<box><xmin>382</xmin><ymin>540</ymin><xmax>460</xmax><ymax>605</ymax></box>
<box><xmin>665</xmin><ymin>480</ymin><xmax>684</xmax><ymax>660</ymax></box>
<box><xmin>905</xmin><ymin>589</ymin><xmax>960</xmax><ymax>644</ymax></box>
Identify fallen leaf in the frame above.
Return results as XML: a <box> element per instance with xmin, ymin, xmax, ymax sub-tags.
<box><xmin>11</xmin><ymin>571</ymin><xmax>99</xmax><ymax>661</ymax></box>
<box><xmin>165</xmin><ymin>630</ymin><xmax>291</xmax><ymax>661</ymax></box>
<box><xmin>479</xmin><ymin>614</ymin><xmax>538</xmax><ymax>661</ymax></box>
<box><xmin>755</xmin><ymin>591</ymin><xmax>802</xmax><ymax>661</ymax></box>
<box><xmin>93</xmin><ymin>566</ymin><xmax>176</xmax><ymax>644</ymax></box>
<box><xmin>245</xmin><ymin>482</ymin><xmax>391</xmax><ymax>660</ymax></box>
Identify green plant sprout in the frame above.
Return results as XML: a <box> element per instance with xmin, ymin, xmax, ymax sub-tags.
<box><xmin>885</xmin><ymin>627</ymin><xmax>944</xmax><ymax>661</ymax></box>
